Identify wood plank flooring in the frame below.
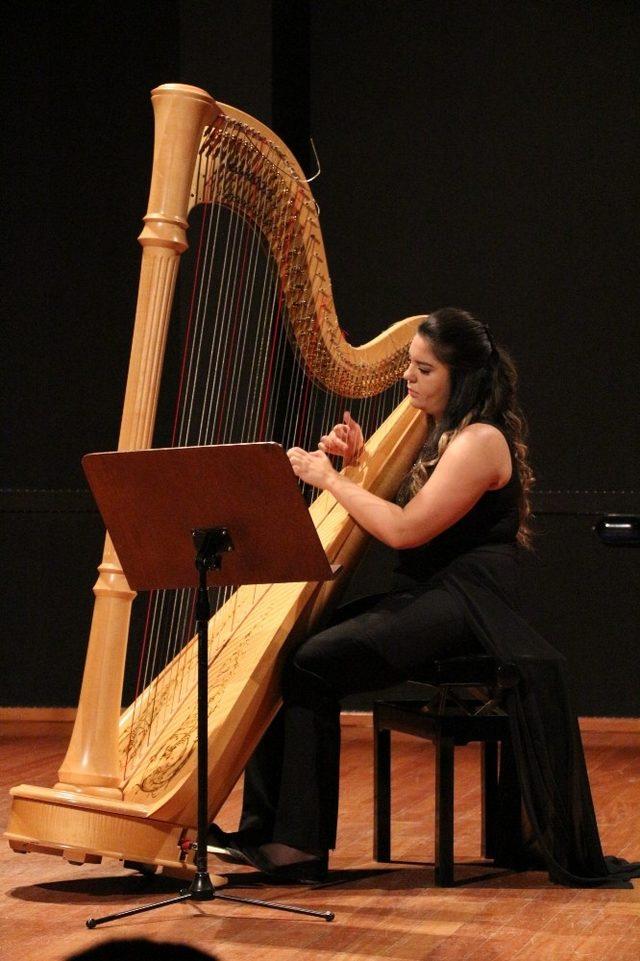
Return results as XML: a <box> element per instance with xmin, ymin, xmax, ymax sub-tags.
<box><xmin>1</xmin><ymin>721</ymin><xmax>638</xmax><ymax>961</ymax></box>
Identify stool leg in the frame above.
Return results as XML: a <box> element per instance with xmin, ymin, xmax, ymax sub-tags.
<box><xmin>501</xmin><ymin>738</ymin><xmax>523</xmax><ymax>846</ymax></box>
<box><xmin>435</xmin><ymin>735</ymin><xmax>454</xmax><ymax>886</ymax></box>
<box><xmin>481</xmin><ymin>740</ymin><xmax>499</xmax><ymax>859</ymax></box>
<box><xmin>374</xmin><ymin>725</ymin><xmax>391</xmax><ymax>861</ymax></box>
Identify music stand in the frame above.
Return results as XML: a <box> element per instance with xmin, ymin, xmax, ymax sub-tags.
<box><xmin>82</xmin><ymin>442</ymin><xmax>336</xmax><ymax>926</ymax></box>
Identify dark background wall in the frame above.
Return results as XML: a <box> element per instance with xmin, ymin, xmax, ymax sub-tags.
<box><xmin>1</xmin><ymin>1</ymin><xmax>638</xmax><ymax>714</ymax></box>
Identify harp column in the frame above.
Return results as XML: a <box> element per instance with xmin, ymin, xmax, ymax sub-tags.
<box><xmin>56</xmin><ymin>85</ymin><xmax>219</xmax><ymax>798</ymax></box>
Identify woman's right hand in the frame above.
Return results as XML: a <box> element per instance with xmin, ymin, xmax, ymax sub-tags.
<box><xmin>318</xmin><ymin>411</ymin><xmax>364</xmax><ymax>466</ymax></box>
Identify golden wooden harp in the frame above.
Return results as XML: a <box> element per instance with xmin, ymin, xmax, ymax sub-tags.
<box><xmin>6</xmin><ymin>84</ymin><xmax>427</xmax><ymax>876</ymax></box>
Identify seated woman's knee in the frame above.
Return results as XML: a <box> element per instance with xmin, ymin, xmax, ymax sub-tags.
<box><xmin>283</xmin><ymin>634</ymin><xmax>343</xmax><ymax>704</ymax></box>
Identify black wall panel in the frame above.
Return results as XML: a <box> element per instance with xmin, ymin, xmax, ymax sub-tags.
<box><xmin>309</xmin><ymin>1</ymin><xmax>640</xmax><ymax>491</ymax></box>
<box><xmin>2</xmin><ymin>1</ymin><xmax>180</xmax><ymax>491</ymax></box>
<box><xmin>1</xmin><ymin>496</ymin><xmax>103</xmax><ymax>707</ymax></box>
<box><xmin>519</xmin><ymin>514</ymin><xmax>639</xmax><ymax>716</ymax></box>
<box><xmin>308</xmin><ymin>1</ymin><xmax>639</xmax><ymax>714</ymax></box>
<box><xmin>1</xmin><ymin>1</ymin><xmax>638</xmax><ymax>713</ymax></box>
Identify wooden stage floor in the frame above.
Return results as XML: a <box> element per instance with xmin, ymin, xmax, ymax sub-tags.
<box><xmin>1</xmin><ymin>719</ymin><xmax>638</xmax><ymax>961</ymax></box>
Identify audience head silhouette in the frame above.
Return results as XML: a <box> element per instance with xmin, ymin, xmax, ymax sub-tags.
<box><xmin>66</xmin><ymin>939</ymin><xmax>219</xmax><ymax>961</ymax></box>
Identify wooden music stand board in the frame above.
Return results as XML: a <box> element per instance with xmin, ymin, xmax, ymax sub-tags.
<box><xmin>82</xmin><ymin>442</ymin><xmax>336</xmax><ymax>927</ymax></box>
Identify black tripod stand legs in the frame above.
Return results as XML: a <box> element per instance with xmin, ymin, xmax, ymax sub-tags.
<box><xmin>205</xmin><ymin>890</ymin><xmax>334</xmax><ymax>921</ymax></box>
<box><xmin>86</xmin><ymin>887</ymin><xmax>334</xmax><ymax>928</ymax></box>
<box><xmin>86</xmin><ymin>892</ymin><xmax>193</xmax><ymax>928</ymax></box>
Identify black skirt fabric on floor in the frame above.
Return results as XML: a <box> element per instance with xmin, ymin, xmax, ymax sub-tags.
<box><xmin>421</xmin><ymin>541</ymin><xmax>640</xmax><ymax>887</ymax></box>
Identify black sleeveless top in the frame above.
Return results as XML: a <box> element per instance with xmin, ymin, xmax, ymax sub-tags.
<box><xmin>396</xmin><ymin>421</ymin><xmax>521</xmax><ymax>582</ymax></box>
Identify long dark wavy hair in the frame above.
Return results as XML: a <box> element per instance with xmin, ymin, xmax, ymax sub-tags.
<box><xmin>398</xmin><ymin>307</ymin><xmax>535</xmax><ymax>549</ymax></box>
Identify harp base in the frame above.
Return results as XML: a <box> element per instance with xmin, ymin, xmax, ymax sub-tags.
<box><xmin>4</xmin><ymin>789</ymin><xmax>229</xmax><ymax>882</ymax></box>
<box><xmin>53</xmin><ymin>781</ymin><xmax>123</xmax><ymax>800</ymax></box>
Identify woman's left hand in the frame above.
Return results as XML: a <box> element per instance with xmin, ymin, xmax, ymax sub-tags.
<box><xmin>287</xmin><ymin>447</ymin><xmax>337</xmax><ymax>490</ymax></box>
<box><xmin>319</xmin><ymin>411</ymin><xmax>364</xmax><ymax>466</ymax></box>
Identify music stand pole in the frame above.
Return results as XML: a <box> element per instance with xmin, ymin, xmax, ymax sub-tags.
<box><xmin>82</xmin><ymin>444</ymin><xmax>337</xmax><ymax>927</ymax></box>
<box><xmin>191</xmin><ymin>527</ymin><xmax>231</xmax><ymax>901</ymax></box>
<box><xmin>88</xmin><ymin>527</ymin><xmax>333</xmax><ymax>927</ymax></box>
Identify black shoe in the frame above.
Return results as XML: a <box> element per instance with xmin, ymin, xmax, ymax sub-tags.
<box><xmin>236</xmin><ymin>844</ymin><xmax>328</xmax><ymax>885</ymax></box>
<box><xmin>206</xmin><ymin>824</ymin><xmax>251</xmax><ymax>866</ymax></box>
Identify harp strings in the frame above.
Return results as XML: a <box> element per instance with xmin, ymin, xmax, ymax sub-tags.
<box><xmin>122</xmin><ymin>117</ymin><xmax>407</xmax><ymax>771</ymax></box>
<box><xmin>123</xmin><ymin>118</ymin><xmax>302</xmax><ymax>764</ymax></box>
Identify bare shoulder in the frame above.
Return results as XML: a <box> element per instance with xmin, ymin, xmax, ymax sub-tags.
<box><xmin>460</xmin><ymin>421</ymin><xmax>509</xmax><ymax>447</ymax></box>
<box><xmin>443</xmin><ymin>423</ymin><xmax>511</xmax><ymax>487</ymax></box>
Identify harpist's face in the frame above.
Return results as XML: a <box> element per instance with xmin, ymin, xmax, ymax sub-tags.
<box><xmin>403</xmin><ymin>334</ymin><xmax>451</xmax><ymax>420</ymax></box>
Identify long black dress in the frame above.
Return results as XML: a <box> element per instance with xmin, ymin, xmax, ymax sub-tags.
<box><xmin>395</xmin><ymin>424</ymin><xmax>640</xmax><ymax>886</ymax></box>
<box><xmin>239</xmin><ymin>422</ymin><xmax>639</xmax><ymax>886</ymax></box>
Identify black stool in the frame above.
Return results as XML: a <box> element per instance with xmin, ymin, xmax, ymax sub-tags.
<box><xmin>373</xmin><ymin>654</ymin><xmax>519</xmax><ymax>886</ymax></box>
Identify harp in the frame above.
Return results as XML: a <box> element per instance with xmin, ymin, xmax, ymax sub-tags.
<box><xmin>6</xmin><ymin>84</ymin><xmax>428</xmax><ymax>876</ymax></box>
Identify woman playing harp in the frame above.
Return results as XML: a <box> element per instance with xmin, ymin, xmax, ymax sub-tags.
<box><xmin>208</xmin><ymin>308</ymin><xmax>640</xmax><ymax>888</ymax></box>
<box><xmin>5</xmin><ymin>83</ymin><xmax>432</xmax><ymax>876</ymax></box>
